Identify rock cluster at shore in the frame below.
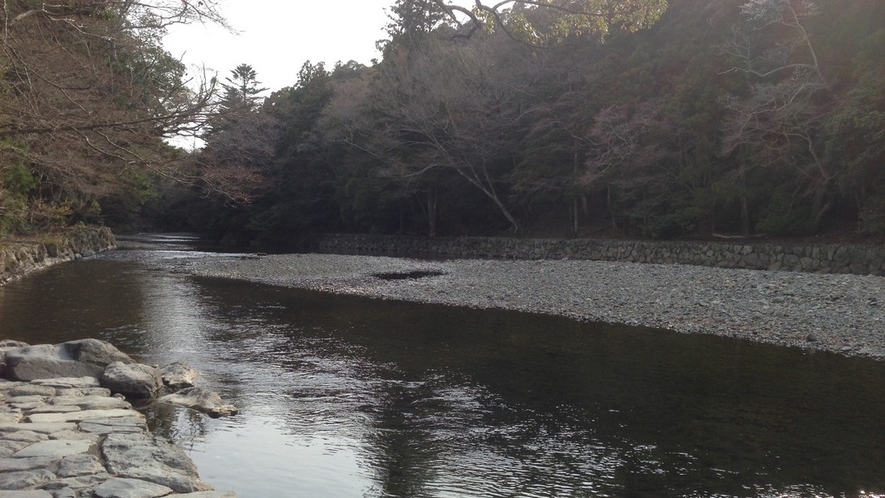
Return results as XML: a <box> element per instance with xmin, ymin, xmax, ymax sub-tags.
<box><xmin>0</xmin><ymin>339</ymin><xmax>237</xmax><ymax>497</ymax></box>
<box><xmin>178</xmin><ymin>253</ymin><xmax>885</xmax><ymax>360</ymax></box>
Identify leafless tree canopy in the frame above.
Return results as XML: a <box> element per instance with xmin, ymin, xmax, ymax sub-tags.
<box><xmin>0</xmin><ymin>0</ymin><xmax>227</xmax><ymax>230</ymax></box>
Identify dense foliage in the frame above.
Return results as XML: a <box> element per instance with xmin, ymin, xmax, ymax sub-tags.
<box><xmin>7</xmin><ymin>0</ymin><xmax>882</xmax><ymax>244</ymax></box>
<box><xmin>177</xmin><ymin>0</ymin><xmax>885</xmax><ymax>246</ymax></box>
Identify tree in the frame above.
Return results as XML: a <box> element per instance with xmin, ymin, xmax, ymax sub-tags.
<box><xmin>721</xmin><ymin>0</ymin><xmax>834</xmax><ymax>233</ymax></box>
<box><xmin>429</xmin><ymin>0</ymin><xmax>669</xmax><ymax>44</ymax></box>
<box><xmin>369</xmin><ymin>35</ymin><xmax>524</xmax><ymax>233</ymax></box>
<box><xmin>222</xmin><ymin>64</ymin><xmax>269</xmax><ymax>109</ymax></box>
<box><xmin>0</xmin><ymin>0</ymin><xmax>227</xmax><ymax>231</ymax></box>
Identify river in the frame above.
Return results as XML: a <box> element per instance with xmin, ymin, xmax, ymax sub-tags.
<box><xmin>0</xmin><ymin>235</ymin><xmax>883</xmax><ymax>497</ymax></box>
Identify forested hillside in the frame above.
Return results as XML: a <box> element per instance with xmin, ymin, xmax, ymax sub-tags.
<box><xmin>3</xmin><ymin>1</ymin><xmax>885</xmax><ymax>246</ymax></box>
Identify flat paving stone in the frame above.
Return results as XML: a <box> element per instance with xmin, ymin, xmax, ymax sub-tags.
<box><xmin>26</xmin><ymin>409</ymin><xmax>140</xmax><ymax>424</ymax></box>
<box><xmin>43</xmin><ymin>473</ymin><xmax>112</xmax><ymax>493</ymax></box>
<box><xmin>5</xmin><ymin>397</ymin><xmax>45</xmax><ymax>406</ymax></box>
<box><xmin>48</xmin><ymin>429</ymin><xmax>104</xmax><ymax>441</ymax></box>
<box><xmin>51</xmin><ymin>396</ymin><xmax>130</xmax><ymax>410</ymax></box>
<box><xmin>102</xmin><ymin>433</ymin><xmax>212</xmax><ymax>493</ymax></box>
<box><xmin>0</xmin><ymin>441</ymin><xmax>30</xmax><ymax>457</ymax></box>
<box><xmin>0</xmin><ymin>491</ymin><xmax>53</xmax><ymax>497</ymax></box>
<box><xmin>79</xmin><ymin>417</ymin><xmax>147</xmax><ymax>435</ymax></box>
<box><xmin>3</xmin><ymin>431</ymin><xmax>47</xmax><ymax>443</ymax></box>
<box><xmin>7</xmin><ymin>386</ymin><xmax>55</xmax><ymax>398</ymax></box>
<box><xmin>57</xmin><ymin>453</ymin><xmax>106</xmax><ymax>477</ymax></box>
<box><xmin>93</xmin><ymin>477</ymin><xmax>173</xmax><ymax>498</ymax></box>
<box><xmin>0</xmin><ymin>423</ymin><xmax>77</xmax><ymax>435</ymax></box>
<box><xmin>7</xmin><ymin>403</ymin><xmax>42</xmax><ymax>412</ymax></box>
<box><xmin>54</xmin><ymin>387</ymin><xmax>112</xmax><ymax>398</ymax></box>
<box><xmin>178</xmin><ymin>493</ymin><xmax>238</xmax><ymax>497</ymax></box>
<box><xmin>11</xmin><ymin>439</ymin><xmax>93</xmax><ymax>458</ymax></box>
<box><xmin>25</xmin><ymin>405</ymin><xmax>80</xmax><ymax>415</ymax></box>
<box><xmin>32</xmin><ymin>377</ymin><xmax>100</xmax><ymax>389</ymax></box>
<box><xmin>0</xmin><ymin>469</ymin><xmax>55</xmax><ymax>490</ymax></box>
<box><xmin>0</xmin><ymin>456</ymin><xmax>56</xmax><ymax>472</ymax></box>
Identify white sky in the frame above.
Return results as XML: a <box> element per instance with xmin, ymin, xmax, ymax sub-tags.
<box><xmin>163</xmin><ymin>0</ymin><xmax>472</xmax><ymax>94</ymax></box>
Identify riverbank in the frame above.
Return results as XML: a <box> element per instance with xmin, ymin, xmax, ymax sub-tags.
<box><xmin>177</xmin><ymin>253</ymin><xmax>885</xmax><ymax>360</ymax></box>
<box><xmin>0</xmin><ymin>228</ymin><xmax>116</xmax><ymax>285</ymax></box>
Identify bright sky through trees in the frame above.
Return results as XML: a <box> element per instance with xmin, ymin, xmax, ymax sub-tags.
<box><xmin>162</xmin><ymin>0</ymin><xmax>473</xmax><ymax>93</ymax></box>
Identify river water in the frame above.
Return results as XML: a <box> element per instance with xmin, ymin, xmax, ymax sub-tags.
<box><xmin>0</xmin><ymin>235</ymin><xmax>884</xmax><ymax>498</ymax></box>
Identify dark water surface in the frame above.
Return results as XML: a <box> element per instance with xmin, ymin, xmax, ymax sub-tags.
<box><xmin>1</xmin><ymin>236</ymin><xmax>884</xmax><ymax>497</ymax></box>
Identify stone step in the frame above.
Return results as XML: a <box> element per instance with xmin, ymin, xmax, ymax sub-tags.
<box><xmin>0</xmin><ymin>376</ymin><xmax>236</xmax><ymax>497</ymax></box>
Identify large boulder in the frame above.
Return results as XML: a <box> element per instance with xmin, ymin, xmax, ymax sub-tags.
<box><xmin>3</xmin><ymin>339</ymin><xmax>133</xmax><ymax>382</ymax></box>
<box><xmin>0</xmin><ymin>340</ymin><xmax>29</xmax><ymax>378</ymax></box>
<box><xmin>157</xmin><ymin>387</ymin><xmax>238</xmax><ymax>418</ymax></box>
<box><xmin>62</xmin><ymin>339</ymin><xmax>133</xmax><ymax>366</ymax></box>
<box><xmin>100</xmin><ymin>362</ymin><xmax>162</xmax><ymax>399</ymax></box>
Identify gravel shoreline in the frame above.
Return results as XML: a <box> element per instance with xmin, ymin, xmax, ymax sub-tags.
<box><xmin>175</xmin><ymin>253</ymin><xmax>885</xmax><ymax>360</ymax></box>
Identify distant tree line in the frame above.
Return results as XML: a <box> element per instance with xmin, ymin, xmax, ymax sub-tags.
<box><xmin>4</xmin><ymin>1</ymin><xmax>884</xmax><ymax>245</ymax></box>
<box><xmin>174</xmin><ymin>0</ymin><xmax>885</xmax><ymax>246</ymax></box>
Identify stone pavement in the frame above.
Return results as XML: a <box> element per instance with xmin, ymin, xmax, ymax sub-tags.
<box><xmin>0</xmin><ymin>376</ymin><xmax>236</xmax><ymax>498</ymax></box>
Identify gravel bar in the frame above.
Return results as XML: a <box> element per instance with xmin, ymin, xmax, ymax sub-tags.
<box><xmin>177</xmin><ymin>253</ymin><xmax>885</xmax><ymax>360</ymax></box>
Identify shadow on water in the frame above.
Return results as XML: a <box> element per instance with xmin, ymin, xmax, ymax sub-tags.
<box><xmin>1</xmin><ymin>244</ymin><xmax>884</xmax><ymax>497</ymax></box>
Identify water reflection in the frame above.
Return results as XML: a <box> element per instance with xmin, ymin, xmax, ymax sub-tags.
<box><xmin>1</xmin><ymin>241</ymin><xmax>884</xmax><ymax>497</ymax></box>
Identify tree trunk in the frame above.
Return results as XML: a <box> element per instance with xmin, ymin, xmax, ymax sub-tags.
<box><xmin>427</xmin><ymin>187</ymin><xmax>438</xmax><ymax>237</ymax></box>
<box><xmin>740</xmin><ymin>160</ymin><xmax>750</xmax><ymax>236</ymax></box>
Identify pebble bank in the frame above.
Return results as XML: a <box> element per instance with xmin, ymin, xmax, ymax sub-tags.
<box><xmin>179</xmin><ymin>252</ymin><xmax>885</xmax><ymax>360</ymax></box>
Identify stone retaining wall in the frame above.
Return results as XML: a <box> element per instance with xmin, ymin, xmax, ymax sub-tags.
<box><xmin>0</xmin><ymin>227</ymin><xmax>116</xmax><ymax>285</ymax></box>
<box><xmin>314</xmin><ymin>233</ymin><xmax>885</xmax><ymax>276</ymax></box>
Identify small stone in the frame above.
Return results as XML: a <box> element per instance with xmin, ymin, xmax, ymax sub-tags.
<box><xmin>100</xmin><ymin>363</ymin><xmax>162</xmax><ymax>400</ymax></box>
<box><xmin>157</xmin><ymin>388</ymin><xmax>237</xmax><ymax>418</ymax></box>
<box><xmin>0</xmin><ymin>411</ymin><xmax>23</xmax><ymax>424</ymax></box>
<box><xmin>51</xmin><ymin>488</ymin><xmax>78</xmax><ymax>498</ymax></box>
<box><xmin>159</xmin><ymin>363</ymin><xmax>200</xmax><ymax>390</ymax></box>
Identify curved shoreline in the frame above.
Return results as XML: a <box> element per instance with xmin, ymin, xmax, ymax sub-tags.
<box><xmin>174</xmin><ymin>253</ymin><xmax>885</xmax><ymax>360</ymax></box>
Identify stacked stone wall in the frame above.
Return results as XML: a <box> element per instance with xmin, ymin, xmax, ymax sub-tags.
<box><xmin>314</xmin><ymin>233</ymin><xmax>885</xmax><ymax>276</ymax></box>
<box><xmin>0</xmin><ymin>227</ymin><xmax>116</xmax><ymax>284</ymax></box>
